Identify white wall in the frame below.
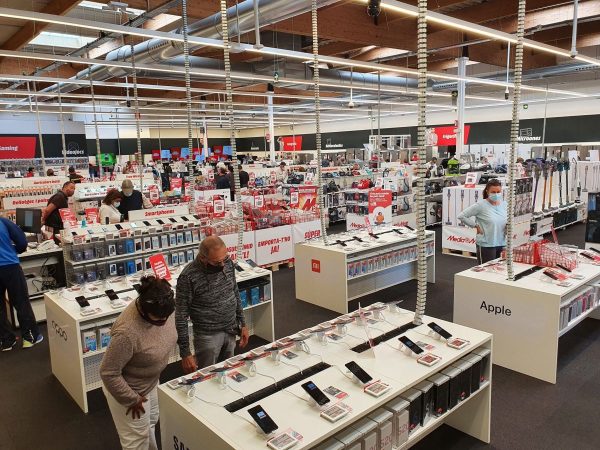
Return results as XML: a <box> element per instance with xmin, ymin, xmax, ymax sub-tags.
<box><xmin>0</xmin><ymin>112</ymin><xmax>85</xmax><ymax>135</ymax></box>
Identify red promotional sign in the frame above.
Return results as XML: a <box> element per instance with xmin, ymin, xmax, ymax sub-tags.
<box><xmin>0</xmin><ymin>137</ymin><xmax>37</xmax><ymax>159</ymax></box>
<box><xmin>248</xmin><ymin>172</ymin><xmax>256</xmax><ymax>187</ymax></box>
<box><xmin>368</xmin><ymin>189</ymin><xmax>393</xmax><ymax>225</ymax></box>
<box><xmin>148</xmin><ymin>185</ymin><xmax>160</xmax><ymax>204</ymax></box>
<box><xmin>279</xmin><ymin>136</ymin><xmax>303</xmax><ymax>151</ymax></box>
<box><xmin>149</xmin><ymin>253</ymin><xmax>172</xmax><ymax>280</ymax></box>
<box><xmin>192</xmin><ymin>148</ymin><xmax>201</xmax><ymax>158</ymax></box>
<box><xmin>151</xmin><ymin>149</ymin><xmax>161</xmax><ymax>160</ymax></box>
<box><xmin>170</xmin><ymin>177</ymin><xmax>183</xmax><ymax>192</ymax></box>
<box><xmin>297</xmin><ymin>186</ymin><xmax>318</xmax><ymax>211</ymax></box>
<box><xmin>311</xmin><ymin>259</ymin><xmax>321</xmax><ymax>273</ymax></box>
<box><xmin>431</xmin><ymin>125</ymin><xmax>471</xmax><ymax>146</ymax></box>
<box><xmin>212</xmin><ymin>145</ymin><xmax>223</xmax><ymax>157</ymax></box>
<box><xmin>213</xmin><ymin>197</ymin><xmax>225</xmax><ymax>218</ymax></box>
<box><xmin>171</xmin><ymin>148</ymin><xmax>181</xmax><ymax>160</ymax></box>
<box><xmin>84</xmin><ymin>208</ymin><xmax>99</xmax><ymax>224</ymax></box>
<box><xmin>59</xmin><ymin>208</ymin><xmax>77</xmax><ymax>228</ymax></box>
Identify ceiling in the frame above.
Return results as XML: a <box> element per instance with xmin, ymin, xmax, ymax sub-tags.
<box><xmin>0</xmin><ymin>0</ymin><xmax>598</xmax><ymax>129</ymax></box>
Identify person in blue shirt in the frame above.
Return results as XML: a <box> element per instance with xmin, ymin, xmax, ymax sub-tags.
<box><xmin>458</xmin><ymin>179</ymin><xmax>507</xmax><ymax>264</ymax></box>
<box><xmin>0</xmin><ymin>218</ymin><xmax>43</xmax><ymax>351</ymax></box>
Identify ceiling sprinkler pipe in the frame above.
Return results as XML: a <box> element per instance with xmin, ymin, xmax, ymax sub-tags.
<box><xmin>571</xmin><ymin>0</ymin><xmax>579</xmax><ymax>58</ymax></box>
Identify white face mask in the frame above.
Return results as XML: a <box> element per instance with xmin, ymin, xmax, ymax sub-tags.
<box><xmin>113</xmin><ymin>202</ymin><xmax>121</xmax><ymax>208</ymax></box>
<box><xmin>123</xmin><ymin>190</ymin><xmax>133</xmax><ymax>197</ymax></box>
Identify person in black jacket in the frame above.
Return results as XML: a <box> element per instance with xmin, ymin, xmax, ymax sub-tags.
<box><xmin>0</xmin><ymin>218</ymin><xmax>42</xmax><ymax>351</ymax></box>
<box><xmin>238</xmin><ymin>164</ymin><xmax>249</xmax><ymax>188</ymax></box>
<box><xmin>215</xmin><ymin>167</ymin><xmax>230</xmax><ymax>190</ymax></box>
<box><xmin>118</xmin><ymin>179</ymin><xmax>153</xmax><ymax>220</ymax></box>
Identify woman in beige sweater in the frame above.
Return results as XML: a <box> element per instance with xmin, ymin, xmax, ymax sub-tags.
<box><xmin>100</xmin><ymin>276</ymin><xmax>177</xmax><ymax>450</ymax></box>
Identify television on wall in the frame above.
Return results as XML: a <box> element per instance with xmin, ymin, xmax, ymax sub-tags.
<box><xmin>100</xmin><ymin>153</ymin><xmax>116</xmax><ymax>167</ymax></box>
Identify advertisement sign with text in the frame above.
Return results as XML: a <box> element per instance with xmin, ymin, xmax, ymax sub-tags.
<box><xmin>220</xmin><ymin>232</ymin><xmax>256</xmax><ymax>262</ymax></box>
<box><xmin>296</xmin><ymin>186</ymin><xmax>318</xmax><ymax>211</ymax></box>
<box><xmin>149</xmin><ymin>253</ymin><xmax>172</xmax><ymax>280</ymax></box>
<box><xmin>0</xmin><ymin>137</ymin><xmax>36</xmax><ymax>159</ymax></box>
<box><xmin>254</xmin><ymin>225</ymin><xmax>293</xmax><ymax>265</ymax></box>
<box><xmin>442</xmin><ymin>225</ymin><xmax>477</xmax><ymax>252</ymax></box>
<box><xmin>368</xmin><ymin>190</ymin><xmax>393</xmax><ymax>225</ymax></box>
<box><xmin>431</xmin><ymin>125</ymin><xmax>471</xmax><ymax>146</ymax></box>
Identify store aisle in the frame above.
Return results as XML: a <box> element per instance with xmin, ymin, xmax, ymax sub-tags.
<box><xmin>1</xmin><ymin>224</ymin><xmax>599</xmax><ymax>449</ymax></box>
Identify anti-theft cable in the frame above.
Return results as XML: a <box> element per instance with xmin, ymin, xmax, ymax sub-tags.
<box><xmin>506</xmin><ymin>0</ymin><xmax>527</xmax><ymax>281</ymax></box>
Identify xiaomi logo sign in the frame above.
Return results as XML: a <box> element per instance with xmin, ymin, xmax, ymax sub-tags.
<box><xmin>311</xmin><ymin>259</ymin><xmax>321</xmax><ymax>273</ymax></box>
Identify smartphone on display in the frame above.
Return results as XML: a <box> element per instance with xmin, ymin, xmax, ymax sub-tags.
<box><xmin>556</xmin><ymin>263</ymin><xmax>572</xmax><ymax>272</ymax></box>
<box><xmin>169</xmin><ymin>217</ymin><xmax>177</xmax><ymax>223</ymax></box>
<box><xmin>132</xmin><ymin>283</ymin><xmax>141</xmax><ymax>293</ymax></box>
<box><xmin>427</xmin><ymin>322</ymin><xmax>452</xmax><ymax>340</ymax></box>
<box><xmin>368</xmin><ymin>233</ymin><xmax>379</xmax><ymax>239</ymax></box>
<box><xmin>114</xmin><ymin>224</ymin><xmax>123</xmax><ymax>230</ymax></box>
<box><xmin>590</xmin><ymin>247</ymin><xmax>600</xmax><ymax>254</ymax></box>
<box><xmin>234</xmin><ymin>263</ymin><xmax>244</xmax><ymax>272</ymax></box>
<box><xmin>75</xmin><ymin>296</ymin><xmax>90</xmax><ymax>308</ymax></box>
<box><xmin>143</xmin><ymin>221</ymin><xmax>151</xmax><ymax>226</ymax></box>
<box><xmin>335</xmin><ymin>239</ymin><xmax>347</xmax><ymax>247</ymax></box>
<box><xmin>301</xmin><ymin>381</ymin><xmax>330</xmax><ymax>406</ymax></box>
<box><xmin>181</xmin><ymin>216</ymin><xmax>189</xmax><ymax>222</ymax></box>
<box><xmin>105</xmin><ymin>289</ymin><xmax>119</xmax><ymax>301</ymax></box>
<box><xmin>353</xmin><ymin>236</ymin><xmax>364</xmax><ymax>242</ymax></box>
<box><xmin>344</xmin><ymin>361</ymin><xmax>373</xmax><ymax>384</ymax></box>
<box><xmin>247</xmin><ymin>259</ymin><xmax>259</xmax><ymax>268</ymax></box>
<box><xmin>156</xmin><ymin>219</ymin><xmax>165</xmax><ymax>225</ymax></box>
<box><xmin>248</xmin><ymin>405</ymin><xmax>279</xmax><ymax>434</ymax></box>
<box><xmin>404</xmin><ymin>225</ymin><xmax>415</xmax><ymax>231</ymax></box>
<box><xmin>398</xmin><ymin>336</ymin><xmax>424</xmax><ymax>354</ymax></box>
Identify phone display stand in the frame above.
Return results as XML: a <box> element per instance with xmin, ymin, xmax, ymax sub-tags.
<box><xmin>80</xmin><ymin>306</ymin><xmax>100</xmax><ymax>316</ymax></box>
<box><xmin>315</xmin><ymin>331</ymin><xmax>328</xmax><ymax>346</ymax></box>
<box><xmin>294</xmin><ymin>340</ymin><xmax>310</xmax><ymax>354</ymax></box>
<box><xmin>245</xmin><ymin>360</ymin><xmax>257</xmax><ymax>377</ymax></box>
<box><xmin>399</xmin><ymin>343</ymin><xmax>414</xmax><ymax>356</ymax></box>
<box><xmin>335</xmin><ymin>323</ymin><xmax>347</xmax><ymax>335</ymax></box>
<box><xmin>214</xmin><ymin>371</ymin><xmax>227</xmax><ymax>389</ymax></box>
<box><xmin>428</xmin><ymin>330</ymin><xmax>444</xmax><ymax>341</ymax></box>
<box><xmin>109</xmin><ymin>298</ymin><xmax>127</xmax><ymax>309</ymax></box>
<box><xmin>270</xmin><ymin>349</ymin><xmax>281</xmax><ymax>365</ymax></box>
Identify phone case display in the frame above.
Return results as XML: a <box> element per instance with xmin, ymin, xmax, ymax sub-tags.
<box><xmin>514</xmin><ymin>177</ymin><xmax>533</xmax><ymax>218</ymax></box>
<box><xmin>559</xmin><ymin>287</ymin><xmax>597</xmax><ymax>330</ymax></box>
<box><xmin>346</xmin><ymin>242</ymin><xmax>434</xmax><ymax>279</ymax></box>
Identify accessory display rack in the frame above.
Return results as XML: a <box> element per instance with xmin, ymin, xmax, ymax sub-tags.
<box><xmin>294</xmin><ymin>226</ymin><xmax>435</xmax><ymax>314</ymax></box>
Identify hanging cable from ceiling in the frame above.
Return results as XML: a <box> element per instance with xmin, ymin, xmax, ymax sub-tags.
<box><xmin>311</xmin><ymin>0</ymin><xmax>329</xmax><ymax>246</ymax></box>
<box><xmin>506</xmin><ymin>0</ymin><xmax>527</xmax><ymax>282</ymax></box>
<box><xmin>182</xmin><ymin>0</ymin><xmax>195</xmax><ymax>209</ymax></box>
<box><xmin>88</xmin><ymin>52</ymin><xmax>103</xmax><ymax>178</ymax></box>
<box><xmin>130</xmin><ymin>43</ymin><xmax>144</xmax><ymax>193</ymax></box>
<box><xmin>30</xmin><ymin>80</ymin><xmax>47</xmax><ymax>173</ymax></box>
<box><xmin>220</xmin><ymin>0</ymin><xmax>244</xmax><ymax>261</ymax></box>
<box><xmin>56</xmin><ymin>77</ymin><xmax>68</xmax><ymax>174</ymax></box>
<box><xmin>413</xmin><ymin>0</ymin><xmax>428</xmax><ymax>326</ymax></box>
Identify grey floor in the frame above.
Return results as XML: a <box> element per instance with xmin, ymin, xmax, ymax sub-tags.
<box><xmin>1</xmin><ymin>223</ymin><xmax>599</xmax><ymax>450</ymax></box>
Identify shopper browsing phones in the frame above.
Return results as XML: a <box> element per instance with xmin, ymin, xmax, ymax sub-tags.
<box><xmin>176</xmin><ymin>236</ymin><xmax>248</xmax><ymax>373</ymax></box>
<box><xmin>457</xmin><ymin>179</ymin><xmax>507</xmax><ymax>264</ymax></box>
<box><xmin>100</xmin><ymin>276</ymin><xmax>176</xmax><ymax>450</ymax></box>
<box><xmin>99</xmin><ymin>189</ymin><xmax>123</xmax><ymax>224</ymax></box>
<box><xmin>117</xmin><ymin>179</ymin><xmax>153</xmax><ymax>220</ymax></box>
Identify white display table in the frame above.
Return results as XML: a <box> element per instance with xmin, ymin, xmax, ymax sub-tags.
<box><xmin>159</xmin><ymin>309</ymin><xmax>492</xmax><ymax>450</ymax></box>
<box><xmin>45</xmin><ymin>262</ymin><xmax>274</xmax><ymax>413</ymax></box>
<box><xmin>295</xmin><ymin>227</ymin><xmax>435</xmax><ymax>314</ymax></box>
<box><xmin>454</xmin><ymin>255</ymin><xmax>600</xmax><ymax>383</ymax></box>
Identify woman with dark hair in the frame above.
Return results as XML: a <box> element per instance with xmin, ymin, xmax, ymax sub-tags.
<box><xmin>99</xmin><ymin>189</ymin><xmax>123</xmax><ymax>224</ymax></box>
<box><xmin>458</xmin><ymin>178</ymin><xmax>507</xmax><ymax>264</ymax></box>
<box><xmin>100</xmin><ymin>276</ymin><xmax>176</xmax><ymax>450</ymax></box>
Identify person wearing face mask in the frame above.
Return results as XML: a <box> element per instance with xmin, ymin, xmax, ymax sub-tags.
<box><xmin>99</xmin><ymin>189</ymin><xmax>123</xmax><ymax>224</ymax></box>
<box><xmin>100</xmin><ymin>276</ymin><xmax>176</xmax><ymax>450</ymax></box>
<box><xmin>117</xmin><ymin>179</ymin><xmax>153</xmax><ymax>220</ymax></box>
<box><xmin>458</xmin><ymin>179</ymin><xmax>507</xmax><ymax>264</ymax></box>
<box><xmin>175</xmin><ymin>236</ymin><xmax>249</xmax><ymax>373</ymax></box>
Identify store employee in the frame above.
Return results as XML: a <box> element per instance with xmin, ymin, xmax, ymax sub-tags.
<box><xmin>175</xmin><ymin>236</ymin><xmax>249</xmax><ymax>373</ymax></box>
<box><xmin>42</xmin><ymin>181</ymin><xmax>76</xmax><ymax>234</ymax></box>
<box><xmin>118</xmin><ymin>179</ymin><xmax>153</xmax><ymax>220</ymax></box>
<box><xmin>457</xmin><ymin>179</ymin><xmax>507</xmax><ymax>264</ymax></box>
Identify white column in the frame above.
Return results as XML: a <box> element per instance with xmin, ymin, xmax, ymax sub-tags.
<box><xmin>456</xmin><ymin>56</ymin><xmax>468</xmax><ymax>156</ymax></box>
<box><xmin>268</xmin><ymin>92</ymin><xmax>276</xmax><ymax>163</ymax></box>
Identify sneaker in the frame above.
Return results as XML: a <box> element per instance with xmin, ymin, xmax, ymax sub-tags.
<box><xmin>1</xmin><ymin>338</ymin><xmax>17</xmax><ymax>352</ymax></box>
<box><xmin>22</xmin><ymin>332</ymin><xmax>43</xmax><ymax>349</ymax></box>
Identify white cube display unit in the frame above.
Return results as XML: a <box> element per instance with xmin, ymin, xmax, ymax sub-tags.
<box><xmin>158</xmin><ymin>309</ymin><xmax>492</xmax><ymax>450</ymax></box>
<box><xmin>294</xmin><ymin>227</ymin><xmax>435</xmax><ymax>314</ymax></box>
<box><xmin>45</xmin><ymin>263</ymin><xmax>274</xmax><ymax>413</ymax></box>
<box><xmin>454</xmin><ymin>254</ymin><xmax>600</xmax><ymax>383</ymax></box>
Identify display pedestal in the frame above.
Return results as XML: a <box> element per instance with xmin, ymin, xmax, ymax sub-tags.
<box><xmin>454</xmin><ymin>255</ymin><xmax>600</xmax><ymax>383</ymax></box>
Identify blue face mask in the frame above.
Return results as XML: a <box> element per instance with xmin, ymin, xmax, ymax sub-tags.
<box><xmin>489</xmin><ymin>193</ymin><xmax>502</xmax><ymax>202</ymax></box>
<box><xmin>113</xmin><ymin>202</ymin><xmax>121</xmax><ymax>208</ymax></box>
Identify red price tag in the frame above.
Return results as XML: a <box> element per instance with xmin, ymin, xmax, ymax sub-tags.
<box><xmin>148</xmin><ymin>254</ymin><xmax>172</xmax><ymax>280</ymax></box>
<box><xmin>364</xmin><ymin>217</ymin><xmax>373</xmax><ymax>234</ymax></box>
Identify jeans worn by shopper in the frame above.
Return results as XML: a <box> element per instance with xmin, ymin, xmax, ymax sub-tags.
<box><xmin>477</xmin><ymin>245</ymin><xmax>504</xmax><ymax>264</ymax></box>
<box><xmin>0</xmin><ymin>264</ymin><xmax>40</xmax><ymax>342</ymax></box>
<box><xmin>194</xmin><ymin>331</ymin><xmax>236</xmax><ymax>369</ymax></box>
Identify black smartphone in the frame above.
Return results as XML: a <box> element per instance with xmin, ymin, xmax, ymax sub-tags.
<box><xmin>247</xmin><ymin>259</ymin><xmax>259</xmax><ymax>268</ymax></box>
<box><xmin>301</xmin><ymin>381</ymin><xmax>330</xmax><ymax>406</ymax></box>
<box><xmin>556</xmin><ymin>263</ymin><xmax>572</xmax><ymax>272</ymax></box>
<box><xmin>353</xmin><ymin>236</ymin><xmax>364</xmax><ymax>242</ymax></box>
<box><xmin>234</xmin><ymin>263</ymin><xmax>244</xmax><ymax>272</ymax></box>
<box><xmin>193</xmin><ymin>215</ymin><xmax>201</xmax><ymax>220</ymax></box>
<box><xmin>143</xmin><ymin>221</ymin><xmax>151</xmax><ymax>226</ymax></box>
<box><xmin>209</xmin><ymin>366</ymin><xmax>229</xmax><ymax>373</ymax></box>
<box><xmin>105</xmin><ymin>289</ymin><xmax>119</xmax><ymax>301</ymax></box>
<box><xmin>404</xmin><ymin>225</ymin><xmax>415</xmax><ymax>231</ymax></box>
<box><xmin>114</xmin><ymin>224</ymin><xmax>123</xmax><ymax>230</ymax></box>
<box><xmin>427</xmin><ymin>322</ymin><xmax>452</xmax><ymax>340</ymax></box>
<box><xmin>75</xmin><ymin>296</ymin><xmax>90</xmax><ymax>308</ymax></box>
<box><xmin>242</xmin><ymin>352</ymin><xmax>265</xmax><ymax>361</ymax></box>
<box><xmin>543</xmin><ymin>269</ymin><xmax>560</xmax><ymax>281</ymax></box>
<box><xmin>393</xmin><ymin>229</ymin><xmax>404</xmax><ymax>235</ymax></box>
<box><xmin>181</xmin><ymin>216</ymin><xmax>189</xmax><ymax>222</ymax></box>
<box><xmin>368</xmin><ymin>233</ymin><xmax>379</xmax><ymax>239</ymax></box>
<box><xmin>398</xmin><ymin>336</ymin><xmax>424</xmax><ymax>354</ymax></box>
<box><xmin>248</xmin><ymin>405</ymin><xmax>278</xmax><ymax>434</ymax></box>
<box><xmin>513</xmin><ymin>265</ymin><xmax>543</xmax><ymax>280</ymax></box>
<box><xmin>132</xmin><ymin>283</ymin><xmax>141</xmax><ymax>293</ymax></box>
<box><xmin>590</xmin><ymin>247</ymin><xmax>600</xmax><ymax>254</ymax></box>
<box><xmin>331</xmin><ymin>317</ymin><xmax>353</xmax><ymax>325</ymax></box>
<box><xmin>345</xmin><ymin>361</ymin><xmax>373</xmax><ymax>384</ymax></box>
<box><xmin>169</xmin><ymin>218</ymin><xmax>177</xmax><ymax>223</ymax></box>
<box><xmin>156</xmin><ymin>219</ymin><xmax>165</xmax><ymax>225</ymax></box>
<box><xmin>336</xmin><ymin>239</ymin><xmax>347</xmax><ymax>247</ymax></box>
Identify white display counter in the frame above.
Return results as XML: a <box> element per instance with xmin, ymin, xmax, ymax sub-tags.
<box><xmin>454</xmin><ymin>254</ymin><xmax>600</xmax><ymax>383</ymax></box>
<box><xmin>45</xmin><ymin>262</ymin><xmax>274</xmax><ymax>413</ymax></box>
<box><xmin>295</xmin><ymin>227</ymin><xmax>435</xmax><ymax>314</ymax></box>
<box><xmin>159</xmin><ymin>308</ymin><xmax>492</xmax><ymax>450</ymax></box>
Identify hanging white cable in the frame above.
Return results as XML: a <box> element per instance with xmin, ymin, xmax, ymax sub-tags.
<box><xmin>56</xmin><ymin>80</ymin><xmax>68</xmax><ymax>174</ymax></box>
<box><xmin>30</xmin><ymin>81</ymin><xmax>46</xmax><ymax>172</ymax></box>
<box><xmin>130</xmin><ymin>44</ymin><xmax>144</xmax><ymax>193</ymax></box>
<box><xmin>115</xmin><ymin>108</ymin><xmax>122</xmax><ymax>159</ymax></box>
<box><xmin>88</xmin><ymin>53</ymin><xmax>103</xmax><ymax>177</ymax></box>
<box><xmin>220</xmin><ymin>0</ymin><xmax>244</xmax><ymax>261</ymax></box>
<box><xmin>506</xmin><ymin>0</ymin><xmax>527</xmax><ymax>281</ymax></box>
<box><xmin>311</xmin><ymin>0</ymin><xmax>329</xmax><ymax>245</ymax></box>
<box><xmin>182</xmin><ymin>0</ymin><xmax>195</xmax><ymax>209</ymax></box>
<box><xmin>505</xmin><ymin>42</ymin><xmax>511</xmax><ymax>100</ymax></box>
<box><xmin>413</xmin><ymin>0</ymin><xmax>428</xmax><ymax>326</ymax></box>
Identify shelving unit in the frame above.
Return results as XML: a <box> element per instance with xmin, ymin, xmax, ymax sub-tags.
<box><xmin>454</xmin><ymin>252</ymin><xmax>600</xmax><ymax>383</ymax></box>
<box><xmin>295</xmin><ymin>226</ymin><xmax>435</xmax><ymax>313</ymax></box>
<box><xmin>45</xmin><ymin>261</ymin><xmax>274</xmax><ymax>413</ymax></box>
<box><xmin>158</xmin><ymin>308</ymin><xmax>492</xmax><ymax>450</ymax></box>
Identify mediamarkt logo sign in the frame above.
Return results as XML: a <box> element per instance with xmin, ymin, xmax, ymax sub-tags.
<box><xmin>447</xmin><ymin>235</ymin><xmax>476</xmax><ymax>244</ymax></box>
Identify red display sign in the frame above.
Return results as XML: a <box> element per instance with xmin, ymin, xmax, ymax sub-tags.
<box><xmin>149</xmin><ymin>253</ymin><xmax>172</xmax><ymax>280</ymax></box>
<box><xmin>311</xmin><ymin>259</ymin><xmax>321</xmax><ymax>273</ymax></box>
<box><xmin>431</xmin><ymin>125</ymin><xmax>471</xmax><ymax>146</ymax></box>
<box><xmin>170</xmin><ymin>177</ymin><xmax>183</xmax><ymax>192</ymax></box>
<box><xmin>59</xmin><ymin>208</ymin><xmax>77</xmax><ymax>228</ymax></box>
<box><xmin>279</xmin><ymin>136</ymin><xmax>303</xmax><ymax>151</ymax></box>
<box><xmin>171</xmin><ymin>147</ymin><xmax>181</xmax><ymax>160</ymax></box>
<box><xmin>84</xmin><ymin>208</ymin><xmax>99</xmax><ymax>224</ymax></box>
<box><xmin>0</xmin><ymin>137</ymin><xmax>37</xmax><ymax>159</ymax></box>
<box><xmin>368</xmin><ymin>189</ymin><xmax>393</xmax><ymax>225</ymax></box>
<box><xmin>297</xmin><ymin>186</ymin><xmax>318</xmax><ymax>211</ymax></box>
<box><xmin>151</xmin><ymin>149</ymin><xmax>161</xmax><ymax>160</ymax></box>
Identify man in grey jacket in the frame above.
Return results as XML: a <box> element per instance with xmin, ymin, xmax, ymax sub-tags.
<box><xmin>175</xmin><ymin>236</ymin><xmax>249</xmax><ymax>373</ymax></box>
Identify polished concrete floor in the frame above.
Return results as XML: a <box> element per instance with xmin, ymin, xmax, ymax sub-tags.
<box><xmin>1</xmin><ymin>223</ymin><xmax>599</xmax><ymax>450</ymax></box>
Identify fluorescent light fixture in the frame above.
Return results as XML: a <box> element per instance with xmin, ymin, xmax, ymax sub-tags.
<box><xmin>29</xmin><ymin>31</ymin><xmax>96</xmax><ymax>49</ymax></box>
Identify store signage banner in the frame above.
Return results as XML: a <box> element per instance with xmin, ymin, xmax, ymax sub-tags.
<box><xmin>254</xmin><ymin>225</ymin><xmax>293</xmax><ymax>265</ymax></box>
<box><xmin>279</xmin><ymin>136</ymin><xmax>303</xmax><ymax>151</ymax></box>
<box><xmin>171</xmin><ymin>148</ymin><xmax>181</xmax><ymax>160</ymax></box>
<box><xmin>392</xmin><ymin>212</ymin><xmax>417</xmax><ymax>229</ymax></box>
<box><xmin>0</xmin><ymin>137</ymin><xmax>36</xmax><ymax>159</ymax></box>
<box><xmin>292</xmin><ymin>220</ymin><xmax>322</xmax><ymax>244</ymax></box>
<box><xmin>464</xmin><ymin>172</ymin><xmax>481</xmax><ymax>188</ymax></box>
<box><xmin>220</xmin><ymin>232</ymin><xmax>256</xmax><ymax>262</ymax></box>
<box><xmin>128</xmin><ymin>204</ymin><xmax>189</xmax><ymax>221</ymax></box>
<box><xmin>248</xmin><ymin>171</ymin><xmax>256</xmax><ymax>186</ymax></box>
<box><xmin>270</xmin><ymin>171</ymin><xmax>277</xmax><ymax>184</ymax></box>
<box><xmin>170</xmin><ymin>177</ymin><xmax>183</xmax><ymax>193</ymax></box>
<box><xmin>290</xmin><ymin>189</ymin><xmax>299</xmax><ymax>207</ymax></box>
<box><xmin>512</xmin><ymin>220</ymin><xmax>531</xmax><ymax>247</ymax></box>
<box><xmin>149</xmin><ymin>253</ymin><xmax>172</xmax><ymax>280</ymax></box>
<box><xmin>346</xmin><ymin>213</ymin><xmax>366</xmax><ymax>231</ymax></box>
<box><xmin>442</xmin><ymin>225</ymin><xmax>477</xmax><ymax>252</ymax></box>
<box><xmin>148</xmin><ymin>185</ymin><xmax>160</xmax><ymax>205</ymax></box>
<box><xmin>431</xmin><ymin>125</ymin><xmax>471</xmax><ymax>146</ymax></box>
<box><xmin>2</xmin><ymin>195</ymin><xmax>50</xmax><ymax>210</ymax></box>
<box><xmin>297</xmin><ymin>186</ymin><xmax>318</xmax><ymax>211</ymax></box>
<box><xmin>151</xmin><ymin>149</ymin><xmax>160</xmax><ymax>160</ymax></box>
<box><xmin>368</xmin><ymin>190</ymin><xmax>393</xmax><ymax>225</ymax></box>
<box><xmin>22</xmin><ymin>176</ymin><xmax>66</xmax><ymax>188</ymax></box>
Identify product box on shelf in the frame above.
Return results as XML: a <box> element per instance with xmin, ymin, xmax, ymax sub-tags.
<box><xmin>383</xmin><ymin>397</ymin><xmax>410</xmax><ymax>447</ymax></box>
<box><xmin>99</xmin><ymin>327</ymin><xmax>111</xmax><ymax>349</ymax></box>
<box><xmin>462</xmin><ymin>354</ymin><xmax>483</xmax><ymax>393</ymax></box>
<box><xmin>399</xmin><ymin>388</ymin><xmax>422</xmax><ymax>434</ymax></box>
<box><xmin>413</xmin><ymin>379</ymin><xmax>434</xmax><ymax>425</ymax></box>
<box><xmin>334</xmin><ymin>426</ymin><xmax>362</xmax><ymax>450</ymax></box>
<box><xmin>451</xmin><ymin>360</ymin><xmax>473</xmax><ymax>402</ymax></box>
<box><xmin>82</xmin><ymin>330</ymin><xmax>98</xmax><ymax>353</ymax></box>
<box><xmin>367</xmin><ymin>408</ymin><xmax>394</xmax><ymax>450</ymax></box>
<box><xmin>440</xmin><ymin>366</ymin><xmax>462</xmax><ymax>410</ymax></box>
<box><xmin>351</xmin><ymin>418</ymin><xmax>378</xmax><ymax>450</ymax></box>
<box><xmin>427</xmin><ymin>372</ymin><xmax>450</xmax><ymax>417</ymax></box>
